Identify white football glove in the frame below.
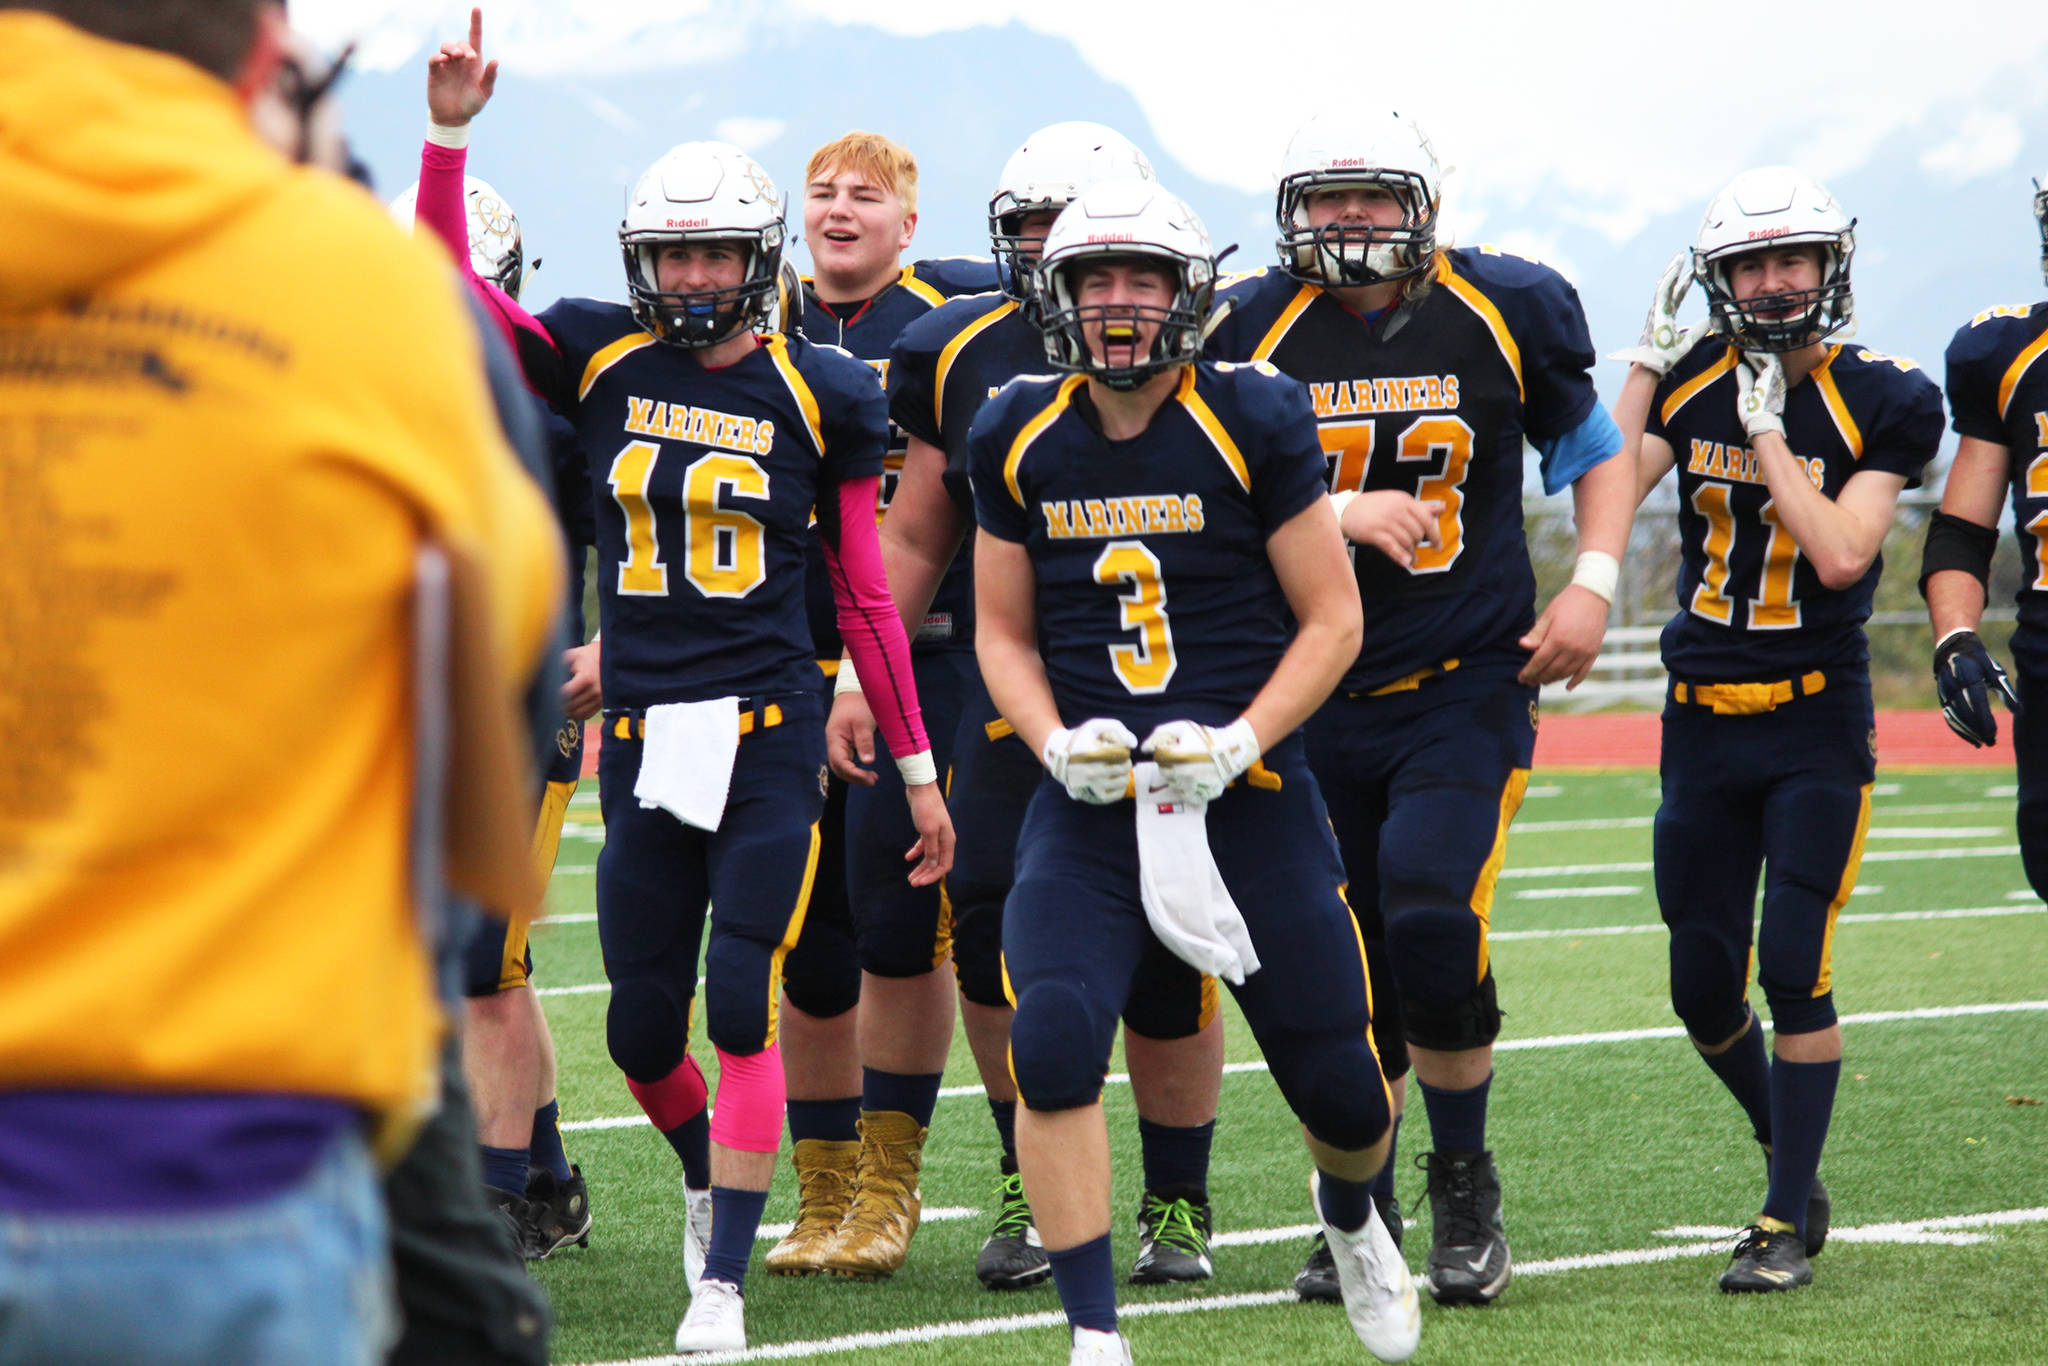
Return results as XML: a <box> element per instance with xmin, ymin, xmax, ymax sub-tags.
<box><xmin>1140</xmin><ymin>717</ymin><xmax>1261</xmax><ymax>806</ymax></box>
<box><xmin>1735</xmin><ymin>353</ymin><xmax>1788</xmax><ymax>439</ymax></box>
<box><xmin>1608</xmin><ymin>250</ymin><xmax>1711</xmax><ymax>376</ymax></box>
<box><xmin>1042</xmin><ymin>718</ymin><xmax>1138</xmax><ymax>805</ymax></box>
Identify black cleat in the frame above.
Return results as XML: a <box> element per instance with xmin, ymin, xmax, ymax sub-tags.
<box><xmin>1719</xmin><ymin>1223</ymin><xmax>1812</xmax><ymax>1293</ymax></box>
<box><xmin>524</xmin><ymin>1163</ymin><xmax>593</xmax><ymax>1258</ymax></box>
<box><xmin>976</xmin><ymin>1158</ymin><xmax>1051</xmax><ymax>1290</ymax></box>
<box><xmin>1294</xmin><ymin>1197</ymin><xmax>1401</xmax><ymax>1304</ymax></box>
<box><xmin>1129</xmin><ymin>1186</ymin><xmax>1214</xmax><ymax>1284</ymax></box>
<box><xmin>1419</xmin><ymin>1150</ymin><xmax>1510</xmax><ymax>1306</ymax></box>
<box><xmin>485</xmin><ymin>1185</ymin><xmax>546</xmax><ymax>1262</ymax></box>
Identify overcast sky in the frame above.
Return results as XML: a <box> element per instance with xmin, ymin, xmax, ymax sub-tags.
<box><xmin>292</xmin><ymin>0</ymin><xmax>2046</xmax><ymax>252</ymax></box>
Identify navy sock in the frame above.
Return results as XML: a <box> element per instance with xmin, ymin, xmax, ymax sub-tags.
<box><xmin>1317</xmin><ymin>1170</ymin><xmax>1375</xmax><ymax>1234</ymax></box>
<box><xmin>862</xmin><ymin>1067</ymin><xmax>944</xmax><ymax>1130</ymax></box>
<box><xmin>479</xmin><ymin>1144</ymin><xmax>529</xmax><ymax>1196</ymax></box>
<box><xmin>988</xmin><ymin>1098</ymin><xmax>1018</xmax><ymax>1161</ymax></box>
<box><xmin>529</xmin><ymin>1099</ymin><xmax>573</xmax><ymax>1182</ymax></box>
<box><xmin>1761</xmin><ymin>1055</ymin><xmax>1840</xmax><ymax>1237</ymax></box>
<box><xmin>1371</xmin><ymin>1114</ymin><xmax>1401</xmax><ymax>1207</ymax></box>
<box><xmin>1698</xmin><ymin>1013</ymin><xmax>1773</xmax><ymax>1145</ymax></box>
<box><xmin>1137</xmin><ymin>1117</ymin><xmax>1214</xmax><ymax>1195</ymax></box>
<box><xmin>703</xmin><ymin>1186</ymin><xmax>769</xmax><ymax>1290</ymax></box>
<box><xmin>1417</xmin><ymin>1072</ymin><xmax>1492</xmax><ymax>1156</ymax></box>
<box><xmin>663</xmin><ymin>1112</ymin><xmax>711</xmax><ymax>1191</ymax></box>
<box><xmin>787</xmin><ymin>1095</ymin><xmax>861</xmax><ymax>1145</ymax></box>
<box><xmin>1047</xmin><ymin>1233</ymin><xmax>1117</xmax><ymax>1333</ymax></box>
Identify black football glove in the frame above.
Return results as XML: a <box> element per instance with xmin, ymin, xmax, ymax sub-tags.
<box><xmin>1933</xmin><ymin>628</ymin><xmax>2022</xmax><ymax>747</ymax></box>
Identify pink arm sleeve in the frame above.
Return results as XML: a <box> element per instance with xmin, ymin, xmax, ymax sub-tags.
<box><xmin>416</xmin><ymin>139</ymin><xmax>559</xmax><ymax>391</ymax></box>
<box><xmin>822</xmin><ymin>474</ymin><xmax>930</xmax><ymax>762</ymax></box>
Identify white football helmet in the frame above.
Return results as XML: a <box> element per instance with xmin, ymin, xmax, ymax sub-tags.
<box><xmin>1035</xmin><ymin>182</ymin><xmax>1215</xmax><ymax>390</ymax></box>
<box><xmin>389</xmin><ymin>175</ymin><xmax>526</xmax><ymax>299</ymax></box>
<box><xmin>988</xmin><ymin>122</ymin><xmax>1156</xmax><ymax>300</ymax></box>
<box><xmin>619</xmin><ymin>141</ymin><xmax>785</xmax><ymax>348</ymax></box>
<box><xmin>1276</xmin><ymin>110</ymin><xmax>1441</xmax><ymax>287</ymax></box>
<box><xmin>1692</xmin><ymin>167</ymin><xmax>1855</xmax><ymax>353</ymax></box>
<box><xmin>2033</xmin><ymin>172</ymin><xmax>2047</xmax><ymax>284</ymax></box>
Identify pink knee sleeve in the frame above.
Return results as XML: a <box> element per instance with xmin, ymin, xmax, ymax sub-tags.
<box><xmin>709</xmin><ymin>1043</ymin><xmax>786</xmax><ymax>1153</ymax></box>
<box><xmin>626</xmin><ymin>1054</ymin><xmax>708</xmax><ymax>1132</ymax></box>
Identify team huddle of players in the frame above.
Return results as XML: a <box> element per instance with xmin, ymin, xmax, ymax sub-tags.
<box><xmin>400</xmin><ymin>13</ymin><xmax>2048</xmax><ymax>1365</ymax></box>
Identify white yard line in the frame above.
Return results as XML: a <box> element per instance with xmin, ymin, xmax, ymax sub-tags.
<box><xmin>1511</xmin><ymin>886</ymin><xmax>1641</xmax><ymax>900</ymax></box>
<box><xmin>1492</xmin><ymin>903</ymin><xmax>2045</xmax><ymax>941</ymax></box>
<box><xmin>565</xmin><ymin>1207</ymin><xmax>2048</xmax><ymax>1365</ymax></box>
<box><xmin>558</xmin><ymin>998</ymin><xmax>2048</xmax><ymax>1130</ymax></box>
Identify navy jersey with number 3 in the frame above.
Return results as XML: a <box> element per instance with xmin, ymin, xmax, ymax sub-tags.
<box><xmin>1648</xmin><ymin>338</ymin><xmax>1942</xmax><ymax>679</ymax></box>
<box><xmin>540</xmin><ymin>297</ymin><xmax>887</xmax><ymax>707</ymax></box>
<box><xmin>969</xmin><ymin>362</ymin><xmax>1328</xmax><ymax>733</ymax></box>
<box><xmin>1944</xmin><ymin>302</ymin><xmax>2048</xmax><ymax>656</ymax></box>
<box><xmin>1205</xmin><ymin>248</ymin><xmax>1600</xmax><ymax>692</ymax></box>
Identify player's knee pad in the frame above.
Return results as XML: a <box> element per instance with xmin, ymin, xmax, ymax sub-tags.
<box><xmin>702</xmin><ymin>933</ymin><xmax>778</xmax><ymax>1056</ymax></box>
<box><xmin>1667</xmin><ymin>927</ymin><xmax>1750</xmax><ymax>1043</ymax></box>
<box><xmin>1382</xmin><ymin>901</ymin><xmax>1486</xmax><ymax>1022</ymax></box>
<box><xmin>780</xmin><ymin>908</ymin><xmax>860</xmax><ymax>1019</ymax></box>
<box><xmin>948</xmin><ymin>883</ymin><xmax>1009</xmax><ymax>1008</ymax></box>
<box><xmin>2017</xmin><ymin>790</ymin><xmax>2048</xmax><ymax>903</ymax></box>
<box><xmin>1398</xmin><ymin>968</ymin><xmax>1502</xmax><ymax>1052</ymax></box>
<box><xmin>1119</xmin><ymin>968</ymin><xmax>1211</xmax><ymax>1041</ymax></box>
<box><xmin>1763</xmin><ymin>987</ymin><xmax>1837</xmax><ymax>1036</ymax></box>
<box><xmin>1009</xmin><ymin>979</ymin><xmax>1114</xmax><ymax>1112</ymax></box>
<box><xmin>606</xmin><ymin>980</ymin><xmax>690</xmax><ymax>1083</ymax></box>
<box><xmin>853</xmin><ymin>895</ymin><xmax>949</xmax><ymax>980</ymax></box>
<box><xmin>1267</xmin><ymin>1029</ymin><xmax>1392</xmax><ymax>1153</ymax></box>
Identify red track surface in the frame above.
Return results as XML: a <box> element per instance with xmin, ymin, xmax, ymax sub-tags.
<box><xmin>581</xmin><ymin>709</ymin><xmax>2012</xmax><ymax>778</ymax></box>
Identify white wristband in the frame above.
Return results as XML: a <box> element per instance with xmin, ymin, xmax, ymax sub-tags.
<box><xmin>833</xmin><ymin>654</ymin><xmax>862</xmax><ymax>697</ymax></box>
<box><xmin>896</xmin><ymin>751</ymin><xmax>938</xmax><ymax>787</ymax></box>
<box><xmin>426</xmin><ymin>120</ymin><xmax>471</xmax><ymax>149</ymax></box>
<box><xmin>1571</xmin><ymin>551</ymin><xmax>1621</xmax><ymax>605</ymax></box>
<box><xmin>1329</xmin><ymin>489</ymin><xmax>1360</xmax><ymax>520</ymax></box>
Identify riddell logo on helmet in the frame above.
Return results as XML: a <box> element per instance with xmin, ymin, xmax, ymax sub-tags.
<box><xmin>1085</xmin><ymin>233</ymin><xmax>1137</xmax><ymax>243</ymax></box>
<box><xmin>1328</xmin><ymin>157</ymin><xmax>1371</xmax><ymax>168</ymax></box>
<box><xmin>1745</xmin><ymin>226</ymin><xmax>1792</xmax><ymax>240</ymax></box>
<box><xmin>666</xmin><ymin>217</ymin><xmax>710</xmax><ymax>229</ymax></box>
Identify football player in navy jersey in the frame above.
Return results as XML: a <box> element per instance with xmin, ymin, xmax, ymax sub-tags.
<box><xmin>970</xmin><ymin>182</ymin><xmax>1417</xmax><ymax>1366</ymax></box>
<box><xmin>769</xmin><ymin>130</ymin><xmax>1000</xmax><ymax>1281</ymax></box>
<box><xmin>1615</xmin><ymin>167</ymin><xmax>1942</xmax><ymax>1293</ymax></box>
<box><xmin>507</xmin><ymin>139</ymin><xmax>953</xmax><ymax>1353</ymax></box>
<box><xmin>1922</xmin><ymin>171</ymin><xmax>2048</xmax><ymax>898</ymax></box>
<box><xmin>1205</xmin><ymin>110</ymin><xmax>1633</xmax><ymax>1307</ymax></box>
<box><xmin>834</xmin><ymin>123</ymin><xmax>1235</xmax><ymax>1291</ymax></box>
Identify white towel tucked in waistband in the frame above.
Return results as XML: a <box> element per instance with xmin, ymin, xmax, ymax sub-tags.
<box><xmin>1133</xmin><ymin>762</ymin><xmax>1260</xmax><ymax>985</ymax></box>
<box><xmin>634</xmin><ymin>698</ymin><xmax>741</xmax><ymax>832</ymax></box>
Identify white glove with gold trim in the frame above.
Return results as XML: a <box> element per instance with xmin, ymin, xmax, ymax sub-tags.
<box><xmin>1042</xmin><ymin>718</ymin><xmax>1138</xmax><ymax>805</ymax></box>
<box><xmin>1609</xmin><ymin>250</ymin><xmax>1711</xmax><ymax>376</ymax></box>
<box><xmin>1735</xmin><ymin>353</ymin><xmax>1788</xmax><ymax>439</ymax></box>
<box><xmin>1141</xmin><ymin>718</ymin><xmax>1261</xmax><ymax>805</ymax></box>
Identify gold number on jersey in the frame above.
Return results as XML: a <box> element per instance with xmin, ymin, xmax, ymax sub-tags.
<box><xmin>1689</xmin><ymin>484</ymin><xmax>1802</xmax><ymax>627</ymax></box>
<box><xmin>2024</xmin><ymin>453</ymin><xmax>2048</xmax><ymax>591</ymax></box>
<box><xmin>683</xmin><ymin>453</ymin><xmax>771</xmax><ymax>599</ymax></box>
<box><xmin>1751</xmin><ymin>499</ymin><xmax>1803</xmax><ymax>629</ymax></box>
<box><xmin>1317</xmin><ymin>420</ymin><xmax>1376</xmax><ymax>493</ymax></box>
<box><xmin>1399</xmin><ymin>416</ymin><xmax>1474</xmax><ymax>573</ymax></box>
<box><xmin>608</xmin><ymin>440</ymin><xmax>668</xmax><ymax>596</ymax></box>
<box><xmin>1094</xmin><ymin>540</ymin><xmax>1176</xmax><ymax>695</ymax></box>
<box><xmin>1689</xmin><ymin>482</ymin><xmax>1736</xmax><ymax>624</ymax></box>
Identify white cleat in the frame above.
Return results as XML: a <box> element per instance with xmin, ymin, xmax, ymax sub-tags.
<box><xmin>1312</xmin><ymin>1173</ymin><xmax>1421</xmax><ymax>1363</ymax></box>
<box><xmin>1068</xmin><ymin>1325</ymin><xmax>1135</xmax><ymax>1365</ymax></box>
<box><xmin>673</xmin><ymin>1276</ymin><xmax>746</xmax><ymax>1353</ymax></box>
<box><xmin>682</xmin><ymin>1183</ymin><xmax>713</xmax><ymax>1296</ymax></box>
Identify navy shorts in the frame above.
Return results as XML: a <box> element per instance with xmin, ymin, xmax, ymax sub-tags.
<box><xmin>844</xmin><ymin>649</ymin><xmax>973</xmax><ymax>978</ymax></box>
<box><xmin>462</xmin><ymin>718</ymin><xmax>585</xmax><ymax>998</ymax></box>
<box><xmin>595</xmin><ymin>693</ymin><xmax>827</xmax><ymax>1064</ymax></box>
<box><xmin>1002</xmin><ymin>736</ymin><xmax>1382</xmax><ymax>1128</ymax></box>
<box><xmin>1655</xmin><ymin>673</ymin><xmax>1874</xmax><ymax>1041</ymax></box>
<box><xmin>1304</xmin><ymin>665</ymin><xmax>1535</xmax><ymax>1058</ymax></box>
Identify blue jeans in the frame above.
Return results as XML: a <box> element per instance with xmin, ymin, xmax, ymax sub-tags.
<box><xmin>0</xmin><ymin>1128</ymin><xmax>395</xmax><ymax>1366</ymax></box>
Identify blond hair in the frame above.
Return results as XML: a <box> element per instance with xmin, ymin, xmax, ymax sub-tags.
<box><xmin>805</xmin><ymin>131</ymin><xmax>919</xmax><ymax>217</ymax></box>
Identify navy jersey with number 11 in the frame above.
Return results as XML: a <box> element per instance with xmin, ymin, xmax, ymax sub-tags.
<box><xmin>969</xmin><ymin>362</ymin><xmax>1328</xmax><ymax>734</ymax></box>
<box><xmin>539</xmin><ymin>296</ymin><xmax>888</xmax><ymax>708</ymax></box>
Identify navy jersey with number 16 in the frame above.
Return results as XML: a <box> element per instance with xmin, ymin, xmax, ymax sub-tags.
<box><xmin>539</xmin><ymin>296</ymin><xmax>888</xmax><ymax>708</ymax></box>
<box><xmin>969</xmin><ymin>361</ymin><xmax>1328</xmax><ymax>734</ymax></box>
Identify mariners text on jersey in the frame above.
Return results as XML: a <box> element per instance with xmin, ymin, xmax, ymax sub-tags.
<box><xmin>1204</xmin><ymin>249</ymin><xmax>1602</xmax><ymax>694</ymax></box>
<box><xmin>969</xmin><ymin>362</ymin><xmax>1328</xmax><ymax>733</ymax></box>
